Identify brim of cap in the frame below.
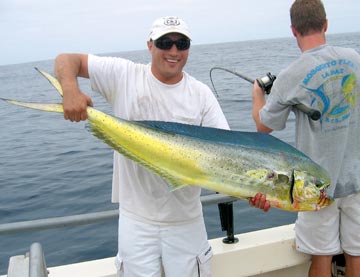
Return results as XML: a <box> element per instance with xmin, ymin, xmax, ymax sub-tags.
<box><xmin>150</xmin><ymin>28</ymin><xmax>191</xmax><ymax>40</ymax></box>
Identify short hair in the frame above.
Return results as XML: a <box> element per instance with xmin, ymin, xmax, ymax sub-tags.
<box><xmin>290</xmin><ymin>0</ymin><xmax>327</xmax><ymax>36</ymax></box>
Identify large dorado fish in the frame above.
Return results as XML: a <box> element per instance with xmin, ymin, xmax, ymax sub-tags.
<box><xmin>1</xmin><ymin>69</ymin><xmax>333</xmax><ymax>212</ymax></box>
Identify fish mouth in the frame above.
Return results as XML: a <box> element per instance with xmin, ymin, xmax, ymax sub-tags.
<box><xmin>289</xmin><ymin>169</ymin><xmax>295</xmax><ymax>205</ymax></box>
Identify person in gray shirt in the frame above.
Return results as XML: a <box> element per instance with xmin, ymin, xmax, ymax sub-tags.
<box><xmin>251</xmin><ymin>0</ymin><xmax>360</xmax><ymax>276</ymax></box>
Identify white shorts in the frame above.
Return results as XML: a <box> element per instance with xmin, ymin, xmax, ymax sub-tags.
<box><xmin>115</xmin><ymin>213</ymin><xmax>212</xmax><ymax>277</ymax></box>
<box><xmin>295</xmin><ymin>192</ymin><xmax>360</xmax><ymax>256</ymax></box>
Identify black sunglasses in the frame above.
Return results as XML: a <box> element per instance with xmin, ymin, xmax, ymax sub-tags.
<box><xmin>154</xmin><ymin>37</ymin><xmax>191</xmax><ymax>51</ymax></box>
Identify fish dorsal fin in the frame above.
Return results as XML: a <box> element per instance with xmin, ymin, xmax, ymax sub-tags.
<box><xmin>136</xmin><ymin>120</ymin><xmax>308</xmax><ymax>158</ymax></box>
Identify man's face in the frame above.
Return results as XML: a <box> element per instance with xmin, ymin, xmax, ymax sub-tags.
<box><xmin>148</xmin><ymin>33</ymin><xmax>190</xmax><ymax>84</ymax></box>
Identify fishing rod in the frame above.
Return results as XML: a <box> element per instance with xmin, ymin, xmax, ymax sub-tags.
<box><xmin>209</xmin><ymin>66</ymin><xmax>321</xmax><ymax>121</ymax></box>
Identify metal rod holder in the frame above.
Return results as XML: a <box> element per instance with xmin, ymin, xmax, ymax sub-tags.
<box><xmin>218</xmin><ymin>201</ymin><xmax>239</xmax><ymax>244</ymax></box>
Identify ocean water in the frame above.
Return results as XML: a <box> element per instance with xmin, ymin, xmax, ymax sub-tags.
<box><xmin>1</xmin><ymin>32</ymin><xmax>359</xmax><ymax>273</ymax></box>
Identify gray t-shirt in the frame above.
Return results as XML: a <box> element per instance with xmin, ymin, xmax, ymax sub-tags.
<box><xmin>260</xmin><ymin>45</ymin><xmax>360</xmax><ymax>198</ymax></box>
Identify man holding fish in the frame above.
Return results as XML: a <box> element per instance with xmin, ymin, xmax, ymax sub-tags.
<box><xmin>53</xmin><ymin>16</ymin><xmax>229</xmax><ymax>277</ymax></box>
<box><xmin>251</xmin><ymin>0</ymin><xmax>360</xmax><ymax>276</ymax></box>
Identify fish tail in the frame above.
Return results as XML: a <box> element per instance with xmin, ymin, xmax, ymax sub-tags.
<box><xmin>35</xmin><ymin>67</ymin><xmax>64</xmax><ymax>97</ymax></box>
<box><xmin>1</xmin><ymin>98</ymin><xmax>64</xmax><ymax>113</ymax></box>
<box><xmin>1</xmin><ymin>69</ymin><xmax>65</xmax><ymax>113</ymax></box>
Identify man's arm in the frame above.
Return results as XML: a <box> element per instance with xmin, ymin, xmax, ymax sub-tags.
<box><xmin>54</xmin><ymin>53</ymin><xmax>93</xmax><ymax>122</ymax></box>
<box><xmin>251</xmin><ymin>82</ymin><xmax>272</xmax><ymax>211</ymax></box>
<box><xmin>252</xmin><ymin>81</ymin><xmax>273</xmax><ymax>134</ymax></box>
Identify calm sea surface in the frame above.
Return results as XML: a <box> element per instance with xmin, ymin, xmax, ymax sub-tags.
<box><xmin>1</xmin><ymin>32</ymin><xmax>359</xmax><ymax>273</ymax></box>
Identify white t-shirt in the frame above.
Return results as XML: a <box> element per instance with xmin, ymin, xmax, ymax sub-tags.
<box><xmin>88</xmin><ymin>54</ymin><xmax>229</xmax><ymax>224</ymax></box>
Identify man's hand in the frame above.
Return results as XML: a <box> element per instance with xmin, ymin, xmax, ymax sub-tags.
<box><xmin>54</xmin><ymin>53</ymin><xmax>92</xmax><ymax>122</ymax></box>
<box><xmin>249</xmin><ymin>193</ymin><xmax>271</xmax><ymax>212</ymax></box>
<box><xmin>63</xmin><ymin>91</ymin><xmax>93</xmax><ymax>122</ymax></box>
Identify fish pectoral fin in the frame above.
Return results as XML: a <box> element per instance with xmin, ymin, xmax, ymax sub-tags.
<box><xmin>165</xmin><ymin>177</ymin><xmax>188</xmax><ymax>191</ymax></box>
<box><xmin>86</xmin><ymin>122</ymin><xmax>188</xmax><ymax>193</ymax></box>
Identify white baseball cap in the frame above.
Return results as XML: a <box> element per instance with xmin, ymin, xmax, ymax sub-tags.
<box><xmin>149</xmin><ymin>16</ymin><xmax>191</xmax><ymax>40</ymax></box>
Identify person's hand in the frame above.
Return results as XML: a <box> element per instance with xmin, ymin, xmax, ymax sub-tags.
<box><xmin>63</xmin><ymin>91</ymin><xmax>93</xmax><ymax>122</ymax></box>
<box><xmin>249</xmin><ymin>193</ymin><xmax>271</xmax><ymax>212</ymax></box>
<box><xmin>253</xmin><ymin>80</ymin><xmax>266</xmax><ymax>95</ymax></box>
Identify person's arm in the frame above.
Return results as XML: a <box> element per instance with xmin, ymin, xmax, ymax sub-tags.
<box><xmin>54</xmin><ymin>53</ymin><xmax>93</xmax><ymax>122</ymax></box>
<box><xmin>252</xmin><ymin>81</ymin><xmax>273</xmax><ymax>133</ymax></box>
<box><xmin>251</xmin><ymin>82</ymin><xmax>272</xmax><ymax>211</ymax></box>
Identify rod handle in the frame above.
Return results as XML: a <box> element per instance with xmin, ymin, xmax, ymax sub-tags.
<box><xmin>294</xmin><ymin>104</ymin><xmax>321</xmax><ymax>121</ymax></box>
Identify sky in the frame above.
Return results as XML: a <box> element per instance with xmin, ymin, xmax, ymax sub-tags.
<box><xmin>1</xmin><ymin>0</ymin><xmax>359</xmax><ymax>66</ymax></box>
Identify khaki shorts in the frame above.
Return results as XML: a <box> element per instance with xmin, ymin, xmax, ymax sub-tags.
<box><xmin>115</xmin><ymin>213</ymin><xmax>212</xmax><ymax>277</ymax></box>
<box><xmin>295</xmin><ymin>192</ymin><xmax>360</xmax><ymax>256</ymax></box>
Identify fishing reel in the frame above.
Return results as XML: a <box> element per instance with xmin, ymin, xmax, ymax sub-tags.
<box><xmin>256</xmin><ymin>72</ymin><xmax>276</xmax><ymax>94</ymax></box>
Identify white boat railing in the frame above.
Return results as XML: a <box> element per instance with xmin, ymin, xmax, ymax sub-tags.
<box><xmin>0</xmin><ymin>193</ymin><xmax>236</xmax><ymax>235</ymax></box>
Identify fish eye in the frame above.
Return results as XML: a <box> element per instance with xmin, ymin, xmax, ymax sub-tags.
<box><xmin>315</xmin><ymin>179</ymin><xmax>325</xmax><ymax>188</ymax></box>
